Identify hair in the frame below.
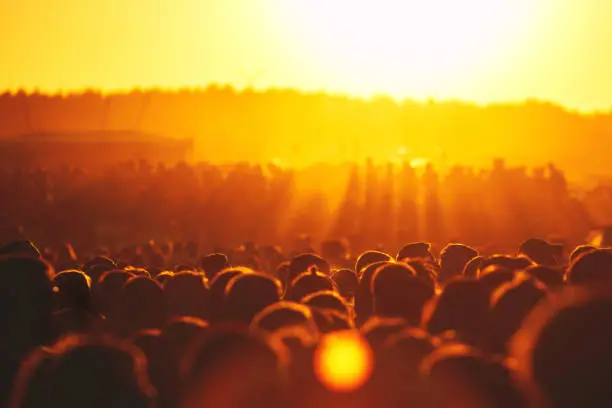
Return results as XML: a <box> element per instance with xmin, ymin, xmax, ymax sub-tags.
<box><xmin>224</xmin><ymin>272</ymin><xmax>283</xmax><ymax>325</ymax></box>
<box><xmin>164</xmin><ymin>271</ymin><xmax>209</xmax><ymax>321</ymax></box>
<box><xmin>10</xmin><ymin>334</ymin><xmax>156</xmax><ymax>408</ymax></box>
<box><xmin>355</xmin><ymin>250</ymin><xmax>394</xmax><ymax>275</ymax></box>
<box><xmin>250</xmin><ymin>301</ymin><xmax>316</xmax><ymax>334</ymax></box>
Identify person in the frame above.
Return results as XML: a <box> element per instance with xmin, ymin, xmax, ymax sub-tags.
<box><xmin>565</xmin><ymin>248</ymin><xmax>612</xmax><ymax>285</ymax></box>
<box><xmin>224</xmin><ymin>272</ymin><xmax>283</xmax><ymax>325</ymax></box>
<box><xmin>118</xmin><ymin>276</ymin><xmax>165</xmax><ymax>335</ymax></box>
<box><xmin>9</xmin><ymin>335</ymin><xmax>157</xmax><ymax>408</ymax></box>
<box><xmin>200</xmin><ymin>253</ymin><xmax>230</xmax><ymax>281</ymax></box>
<box><xmin>354</xmin><ymin>251</ymin><xmax>393</xmax><ymax>276</ymax></box>
<box><xmin>423</xmin><ymin>279</ymin><xmax>489</xmax><ymax>347</ymax></box>
<box><xmin>371</xmin><ymin>263</ymin><xmax>434</xmax><ymax>327</ymax></box>
<box><xmin>0</xmin><ymin>256</ymin><xmax>55</xmax><ymax>408</ymax></box>
<box><xmin>284</xmin><ymin>269</ymin><xmax>336</xmax><ymax>303</ymax></box>
<box><xmin>518</xmin><ymin>239</ymin><xmax>563</xmax><ymax>267</ymax></box>
<box><xmin>250</xmin><ymin>302</ymin><xmax>316</xmax><ymax>334</ymax></box>
<box><xmin>439</xmin><ymin>244</ymin><xmax>478</xmax><ymax>283</ymax></box>
<box><xmin>331</xmin><ymin>268</ymin><xmax>359</xmax><ymax>301</ymax></box>
<box><xmin>164</xmin><ymin>271</ymin><xmax>210</xmax><ymax>321</ymax></box>
<box><xmin>511</xmin><ymin>283</ymin><xmax>612</xmax><ymax>408</ymax></box>
<box><xmin>179</xmin><ymin>328</ymin><xmax>285</xmax><ymax>408</ymax></box>
<box><xmin>288</xmin><ymin>253</ymin><xmax>331</xmax><ymax>284</ymax></box>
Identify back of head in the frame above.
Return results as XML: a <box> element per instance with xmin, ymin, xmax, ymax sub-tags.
<box><xmin>511</xmin><ymin>284</ymin><xmax>612</xmax><ymax>408</ymax></box>
<box><xmin>53</xmin><ymin>270</ymin><xmax>91</xmax><ymax>311</ymax></box>
<box><xmin>251</xmin><ymin>301</ymin><xmax>315</xmax><ymax>333</ymax></box>
<box><xmin>225</xmin><ymin>272</ymin><xmax>282</xmax><ymax>325</ymax></box>
<box><xmin>285</xmin><ymin>269</ymin><xmax>335</xmax><ymax>302</ymax></box>
<box><xmin>463</xmin><ymin>256</ymin><xmax>484</xmax><ymax>279</ymax></box>
<box><xmin>360</xmin><ymin>315</ymin><xmax>408</xmax><ymax>350</ymax></box>
<box><xmin>372</xmin><ymin>263</ymin><xmax>433</xmax><ymax>326</ymax></box>
<box><xmin>10</xmin><ymin>335</ymin><xmax>156</xmax><ymax>408</ymax></box>
<box><xmin>331</xmin><ymin>268</ymin><xmax>358</xmax><ymax>300</ymax></box>
<box><xmin>92</xmin><ymin>270</ymin><xmax>133</xmax><ymax>320</ymax></box>
<box><xmin>355</xmin><ymin>250</ymin><xmax>394</xmax><ymax>276</ymax></box>
<box><xmin>569</xmin><ymin>245</ymin><xmax>596</xmax><ymax>264</ymax></box>
<box><xmin>397</xmin><ymin>242</ymin><xmax>434</xmax><ymax>263</ymax></box>
<box><xmin>565</xmin><ymin>248</ymin><xmax>612</xmax><ymax>285</ymax></box>
<box><xmin>422</xmin><ymin>344</ymin><xmax>524</xmax><ymax>408</ymax></box>
<box><xmin>0</xmin><ymin>241</ymin><xmax>41</xmax><ymax>259</ymax></box>
<box><xmin>424</xmin><ymin>279</ymin><xmax>489</xmax><ymax>343</ymax></box>
<box><xmin>524</xmin><ymin>265</ymin><xmax>564</xmax><ymax>289</ymax></box>
<box><xmin>478</xmin><ymin>265</ymin><xmax>516</xmax><ymax>294</ymax></box>
<box><xmin>288</xmin><ymin>253</ymin><xmax>330</xmax><ymax>284</ymax></box>
<box><xmin>119</xmin><ymin>277</ymin><xmax>165</xmax><ymax>334</ymax></box>
<box><xmin>440</xmin><ymin>244</ymin><xmax>478</xmax><ymax>283</ymax></box>
<box><xmin>489</xmin><ymin>278</ymin><xmax>547</xmax><ymax>354</ymax></box>
<box><xmin>354</xmin><ymin>261</ymin><xmax>393</xmax><ymax>325</ymax></box>
<box><xmin>208</xmin><ymin>267</ymin><xmax>250</xmax><ymax>323</ymax></box>
<box><xmin>200</xmin><ymin>253</ymin><xmax>230</xmax><ymax>281</ymax></box>
<box><xmin>180</xmin><ymin>328</ymin><xmax>284</xmax><ymax>408</ymax></box>
<box><xmin>519</xmin><ymin>239</ymin><xmax>563</xmax><ymax>267</ymax></box>
<box><xmin>302</xmin><ymin>290</ymin><xmax>350</xmax><ymax>316</ymax></box>
<box><xmin>0</xmin><ymin>256</ymin><xmax>55</xmax><ymax>358</ymax></box>
<box><xmin>481</xmin><ymin>255</ymin><xmax>532</xmax><ymax>273</ymax></box>
<box><xmin>164</xmin><ymin>272</ymin><xmax>209</xmax><ymax>320</ymax></box>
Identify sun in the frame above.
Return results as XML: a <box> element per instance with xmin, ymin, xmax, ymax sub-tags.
<box><xmin>281</xmin><ymin>0</ymin><xmax>536</xmax><ymax>98</ymax></box>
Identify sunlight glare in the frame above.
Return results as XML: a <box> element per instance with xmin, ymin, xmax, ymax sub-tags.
<box><xmin>314</xmin><ymin>330</ymin><xmax>374</xmax><ymax>392</ymax></box>
<box><xmin>284</xmin><ymin>0</ymin><xmax>536</xmax><ymax>98</ymax></box>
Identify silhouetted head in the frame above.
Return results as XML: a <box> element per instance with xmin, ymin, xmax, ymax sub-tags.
<box><xmin>0</xmin><ymin>241</ymin><xmax>41</xmax><ymax>259</ymax></box>
<box><xmin>302</xmin><ymin>290</ymin><xmax>350</xmax><ymax>315</ymax></box>
<box><xmin>406</xmin><ymin>259</ymin><xmax>439</xmax><ymax>290</ymax></box>
<box><xmin>10</xmin><ymin>335</ymin><xmax>156</xmax><ymax>408</ymax></box>
<box><xmin>479</xmin><ymin>265</ymin><xmax>516</xmax><ymax>294</ymax></box>
<box><xmin>519</xmin><ymin>239</ymin><xmax>563</xmax><ymax>267</ymax></box>
<box><xmin>480</xmin><ymin>255</ymin><xmax>532</xmax><ymax>273</ymax></box>
<box><xmin>52</xmin><ymin>270</ymin><xmax>92</xmax><ymax>311</ymax></box>
<box><xmin>565</xmin><ymin>248</ymin><xmax>612</xmax><ymax>285</ymax></box>
<box><xmin>0</xmin><ymin>256</ymin><xmax>55</xmax><ymax>359</ymax></box>
<box><xmin>463</xmin><ymin>256</ymin><xmax>484</xmax><ymax>279</ymax></box>
<box><xmin>208</xmin><ymin>267</ymin><xmax>250</xmax><ymax>323</ymax></box>
<box><xmin>332</xmin><ymin>268</ymin><xmax>359</xmax><ymax>300</ymax></box>
<box><xmin>488</xmin><ymin>278</ymin><xmax>547</xmax><ymax>354</ymax></box>
<box><xmin>200</xmin><ymin>253</ymin><xmax>230</xmax><ymax>281</ymax></box>
<box><xmin>164</xmin><ymin>272</ymin><xmax>209</xmax><ymax>321</ymax></box>
<box><xmin>511</xmin><ymin>284</ymin><xmax>612</xmax><ymax>408</ymax></box>
<box><xmin>354</xmin><ymin>261</ymin><xmax>393</xmax><ymax>325</ymax></box>
<box><xmin>397</xmin><ymin>242</ymin><xmax>434</xmax><ymax>263</ymax></box>
<box><xmin>180</xmin><ymin>328</ymin><xmax>285</xmax><ymax>408</ymax></box>
<box><xmin>422</xmin><ymin>344</ymin><xmax>524</xmax><ymax>408</ymax></box>
<box><xmin>288</xmin><ymin>253</ymin><xmax>330</xmax><ymax>283</ymax></box>
<box><xmin>309</xmin><ymin>307</ymin><xmax>352</xmax><ymax>333</ymax></box>
<box><xmin>440</xmin><ymin>244</ymin><xmax>478</xmax><ymax>283</ymax></box>
<box><xmin>156</xmin><ymin>271</ymin><xmax>175</xmax><ymax>285</ymax></box>
<box><xmin>355</xmin><ymin>250</ymin><xmax>394</xmax><ymax>275</ymax></box>
<box><xmin>524</xmin><ymin>265</ymin><xmax>564</xmax><ymax>289</ymax></box>
<box><xmin>360</xmin><ymin>316</ymin><xmax>408</xmax><ymax>351</ymax></box>
<box><xmin>569</xmin><ymin>245</ymin><xmax>597</xmax><ymax>264</ymax></box>
<box><xmin>423</xmin><ymin>279</ymin><xmax>489</xmax><ymax>345</ymax></box>
<box><xmin>372</xmin><ymin>263</ymin><xmax>434</xmax><ymax>326</ymax></box>
<box><xmin>119</xmin><ymin>276</ymin><xmax>165</xmax><ymax>334</ymax></box>
<box><xmin>92</xmin><ymin>270</ymin><xmax>133</xmax><ymax>322</ymax></box>
<box><xmin>285</xmin><ymin>269</ymin><xmax>336</xmax><ymax>302</ymax></box>
<box><xmin>225</xmin><ymin>272</ymin><xmax>282</xmax><ymax>325</ymax></box>
<box><xmin>82</xmin><ymin>256</ymin><xmax>116</xmax><ymax>275</ymax></box>
<box><xmin>251</xmin><ymin>301</ymin><xmax>316</xmax><ymax>333</ymax></box>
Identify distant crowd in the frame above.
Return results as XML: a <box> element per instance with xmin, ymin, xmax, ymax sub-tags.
<box><xmin>0</xmin><ymin>159</ymin><xmax>604</xmax><ymax>255</ymax></box>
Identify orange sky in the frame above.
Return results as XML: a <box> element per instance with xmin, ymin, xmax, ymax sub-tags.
<box><xmin>1</xmin><ymin>0</ymin><xmax>611</xmax><ymax>111</ymax></box>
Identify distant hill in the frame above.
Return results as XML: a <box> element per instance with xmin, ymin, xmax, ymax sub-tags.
<box><xmin>0</xmin><ymin>88</ymin><xmax>610</xmax><ymax>177</ymax></box>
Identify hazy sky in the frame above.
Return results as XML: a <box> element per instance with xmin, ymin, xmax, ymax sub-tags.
<box><xmin>1</xmin><ymin>0</ymin><xmax>611</xmax><ymax>111</ymax></box>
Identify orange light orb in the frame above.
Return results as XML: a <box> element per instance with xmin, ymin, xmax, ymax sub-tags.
<box><xmin>313</xmin><ymin>330</ymin><xmax>374</xmax><ymax>392</ymax></box>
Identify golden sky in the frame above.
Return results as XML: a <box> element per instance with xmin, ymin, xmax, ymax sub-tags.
<box><xmin>1</xmin><ymin>0</ymin><xmax>611</xmax><ymax>111</ymax></box>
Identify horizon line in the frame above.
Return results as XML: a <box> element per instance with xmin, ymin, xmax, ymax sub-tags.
<box><xmin>2</xmin><ymin>83</ymin><xmax>610</xmax><ymax>116</ymax></box>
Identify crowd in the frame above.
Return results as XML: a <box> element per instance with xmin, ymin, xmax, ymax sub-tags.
<box><xmin>0</xmin><ymin>159</ymin><xmax>602</xmax><ymax>255</ymax></box>
<box><xmin>1</xmin><ymin>159</ymin><xmax>612</xmax><ymax>408</ymax></box>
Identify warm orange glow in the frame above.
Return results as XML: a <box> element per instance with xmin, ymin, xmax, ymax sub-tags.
<box><xmin>314</xmin><ymin>330</ymin><xmax>374</xmax><ymax>392</ymax></box>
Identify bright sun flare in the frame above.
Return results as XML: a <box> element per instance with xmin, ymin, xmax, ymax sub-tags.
<box><xmin>283</xmin><ymin>0</ymin><xmax>536</xmax><ymax>98</ymax></box>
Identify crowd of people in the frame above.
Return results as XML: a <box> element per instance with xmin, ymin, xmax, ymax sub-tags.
<box><xmin>1</xmin><ymin>159</ymin><xmax>612</xmax><ymax>408</ymax></box>
<box><xmin>1</xmin><ymin>235</ymin><xmax>612</xmax><ymax>408</ymax></box>
<box><xmin>0</xmin><ymin>158</ymin><xmax>603</xmax><ymax>255</ymax></box>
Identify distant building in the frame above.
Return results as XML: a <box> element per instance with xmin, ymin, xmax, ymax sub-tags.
<box><xmin>0</xmin><ymin>130</ymin><xmax>194</xmax><ymax>168</ymax></box>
